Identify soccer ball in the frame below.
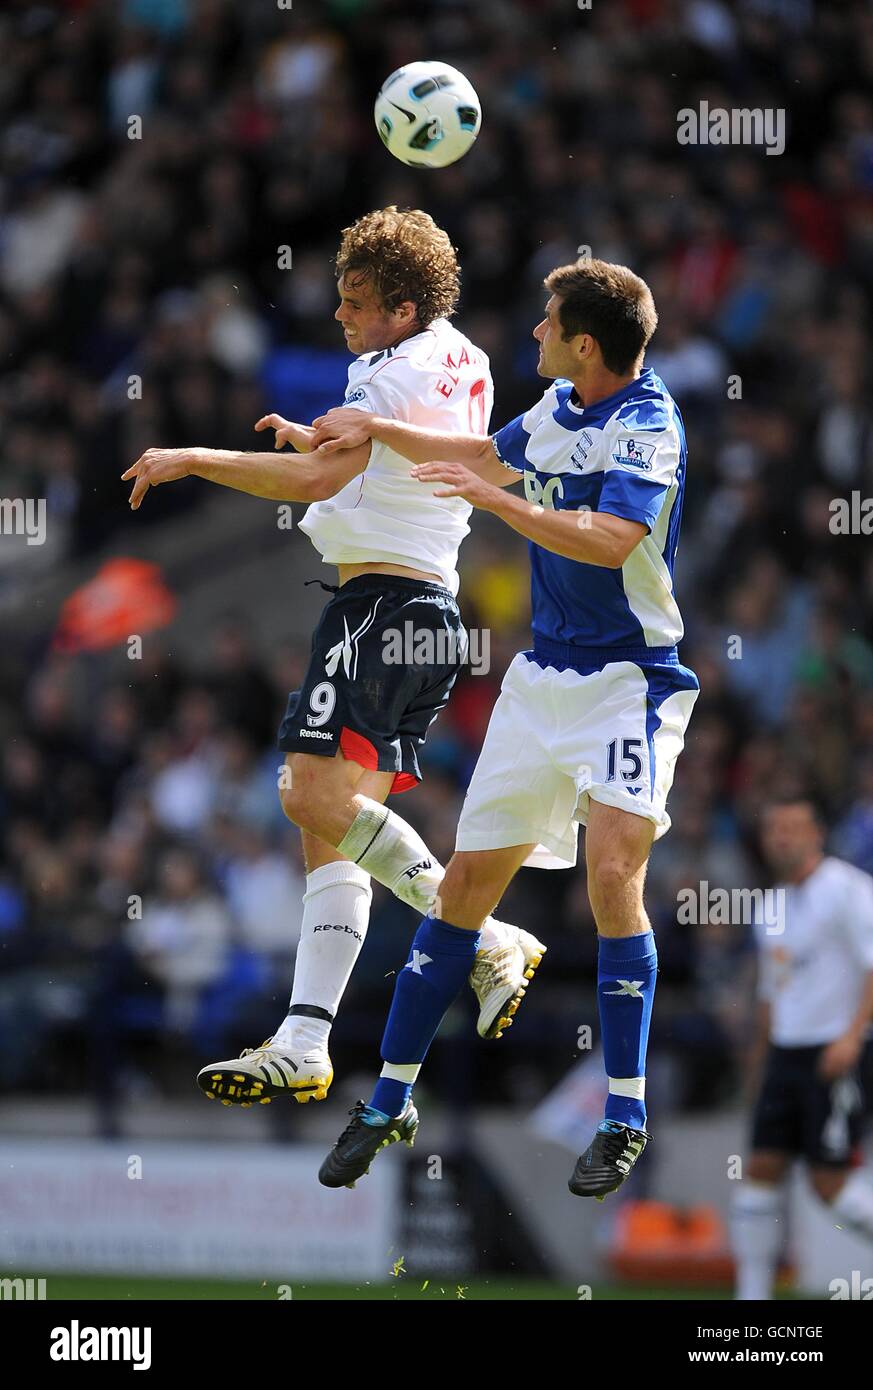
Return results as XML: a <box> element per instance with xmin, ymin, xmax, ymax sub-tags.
<box><xmin>374</xmin><ymin>62</ymin><xmax>481</xmax><ymax>169</ymax></box>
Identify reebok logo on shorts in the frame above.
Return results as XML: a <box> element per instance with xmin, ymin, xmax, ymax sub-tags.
<box><xmin>325</xmin><ymin>601</ymin><xmax>383</xmax><ymax>681</ymax></box>
<box><xmin>299</xmin><ymin>729</ymin><xmax>334</xmax><ymax>740</ymax></box>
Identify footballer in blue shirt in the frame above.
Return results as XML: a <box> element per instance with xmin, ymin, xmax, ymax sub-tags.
<box><xmin>307</xmin><ymin>258</ymin><xmax>699</xmax><ymax>1199</ymax></box>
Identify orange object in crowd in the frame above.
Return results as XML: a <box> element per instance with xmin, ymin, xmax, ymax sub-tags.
<box><xmin>53</xmin><ymin>558</ymin><xmax>177</xmax><ymax>654</ymax></box>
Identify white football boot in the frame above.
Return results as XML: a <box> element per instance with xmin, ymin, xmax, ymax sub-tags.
<box><xmin>196</xmin><ymin>1039</ymin><xmax>333</xmax><ymax>1106</ymax></box>
<box><xmin>469</xmin><ymin>921</ymin><xmax>547</xmax><ymax>1039</ymax></box>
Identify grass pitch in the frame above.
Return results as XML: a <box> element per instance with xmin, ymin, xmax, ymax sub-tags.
<box><xmin>22</xmin><ymin>1272</ymin><xmax>786</xmax><ymax>1301</ymax></box>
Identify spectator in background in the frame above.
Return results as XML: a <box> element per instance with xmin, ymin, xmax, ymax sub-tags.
<box><xmin>834</xmin><ymin>756</ymin><xmax>873</xmax><ymax>877</ymax></box>
<box><xmin>718</xmin><ymin>555</ymin><xmax>812</xmax><ymax>726</ymax></box>
<box><xmin>128</xmin><ymin>847</ymin><xmax>232</xmax><ymax>1031</ymax></box>
<box><xmin>221</xmin><ymin>820</ymin><xmax>305</xmax><ymax>959</ymax></box>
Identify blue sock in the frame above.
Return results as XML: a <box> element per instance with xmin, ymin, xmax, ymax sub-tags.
<box><xmin>369</xmin><ymin>915</ymin><xmax>480</xmax><ymax>1118</ymax></box>
<box><xmin>597</xmin><ymin>931</ymin><xmax>657</xmax><ymax>1131</ymax></box>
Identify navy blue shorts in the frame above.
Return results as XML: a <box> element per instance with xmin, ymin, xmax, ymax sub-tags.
<box><xmin>750</xmin><ymin>1043</ymin><xmax>865</xmax><ymax>1168</ymax></box>
<box><xmin>278</xmin><ymin>574</ymin><xmax>466</xmax><ymax>793</ymax></box>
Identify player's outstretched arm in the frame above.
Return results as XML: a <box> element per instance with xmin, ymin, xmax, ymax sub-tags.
<box><xmin>414</xmin><ymin>462</ymin><xmax>645</xmax><ymax>567</ymax></box>
<box><xmin>305</xmin><ymin>407</ymin><xmax>516</xmax><ymax>488</ymax></box>
<box><xmin>123</xmin><ymin>417</ymin><xmax>371</xmax><ymax>511</ymax></box>
<box><xmin>489</xmin><ymin>493</ymin><xmax>646</xmax><ymax>566</ymax></box>
<box><xmin>819</xmin><ymin>969</ymin><xmax>873</xmax><ymax>1080</ymax></box>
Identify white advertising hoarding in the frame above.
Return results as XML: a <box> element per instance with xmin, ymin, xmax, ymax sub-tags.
<box><xmin>0</xmin><ymin>1139</ymin><xmax>398</xmax><ymax>1281</ymax></box>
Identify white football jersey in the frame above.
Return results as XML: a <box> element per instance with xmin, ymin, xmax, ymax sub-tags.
<box><xmin>299</xmin><ymin>318</ymin><xmax>493</xmax><ymax>595</ymax></box>
<box><xmin>755</xmin><ymin>856</ymin><xmax>873</xmax><ymax>1046</ymax></box>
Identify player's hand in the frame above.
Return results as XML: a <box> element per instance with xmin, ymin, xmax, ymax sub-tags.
<box><xmin>309</xmin><ymin>408</ymin><xmax>375</xmax><ymax>454</ymax></box>
<box><xmin>122</xmin><ymin>448</ymin><xmax>195</xmax><ymax>510</ymax></box>
<box><xmin>254</xmin><ymin>414</ymin><xmax>314</xmax><ymax>452</ymax></box>
<box><xmin>411</xmin><ymin>461</ymin><xmax>501</xmax><ymax>510</ymax></box>
<box><xmin>818</xmin><ymin>1032</ymin><xmax>862</xmax><ymax>1080</ymax></box>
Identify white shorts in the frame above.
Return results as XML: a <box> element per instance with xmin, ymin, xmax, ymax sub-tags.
<box><xmin>456</xmin><ymin>650</ymin><xmax>699</xmax><ymax>869</ymax></box>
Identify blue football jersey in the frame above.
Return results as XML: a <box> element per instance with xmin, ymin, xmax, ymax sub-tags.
<box><xmin>492</xmin><ymin>369</ymin><xmax>687</xmax><ymax>651</ymax></box>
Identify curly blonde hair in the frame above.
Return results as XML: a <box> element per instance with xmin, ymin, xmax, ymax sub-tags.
<box><xmin>335</xmin><ymin>206</ymin><xmax>460</xmax><ymax>326</ymax></box>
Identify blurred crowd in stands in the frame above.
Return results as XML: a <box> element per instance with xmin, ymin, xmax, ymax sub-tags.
<box><xmin>2</xmin><ymin>0</ymin><xmax>873</xmax><ymax>1131</ymax></box>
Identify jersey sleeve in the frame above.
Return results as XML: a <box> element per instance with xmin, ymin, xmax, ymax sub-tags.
<box><xmin>839</xmin><ymin>870</ymin><xmax>873</xmax><ymax>972</ymax></box>
<box><xmin>598</xmin><ymin>410</ymin><xmax>680</xmax><ymax>532</ymax></box>
<box><xmin>492</xmin><ymin>390</ymin><xmax>553</xmax><ymax>473</ymax></box>
<box><xmin>756</xmin><ymin>951</ymin><xmax>777</xmax><ymax>1003</ymax></box>
<box><xmin>340</xmin><ymin>355</ymin><xmax>415</xmax><ymax>422</ymax></box>
<box><xmin>751</xmin><ymin>914</ymin><xmax>777</xmax><ymax>1001</ymax></box>
<box><xmin>491</xmin><ymin>412</ymin><xmax>530</xmax><ymax>473</ymax></box>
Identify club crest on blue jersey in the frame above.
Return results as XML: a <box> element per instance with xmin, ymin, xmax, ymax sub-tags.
<box><xmin>612</xmin><ymin>437</ymin><xmax>654</xmax><ymax>471</ymax></box>
<box><xmin>570</xmin><ymin>431</ymin><xmax>594</xmax><ymax>470</ymax></box>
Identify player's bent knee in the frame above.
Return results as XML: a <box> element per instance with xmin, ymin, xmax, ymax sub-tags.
<box><xmin>588</xmin><ymin>857</ymin><xmax>636</xmax><ymax>909</ymax></box>
<box><xmin>810</xmin><ymin>1167</ymin><xmax>848</xmax><ymax>1204</ymax></box>
<box><xmin>437</xmin><ymin>854</ymin><xmax>496</xmax><ymax>925</ymax></box>
<box><xmin>746</xmin><ymin>1151</ymin><xmax>789</xmax><ymax>1185</ymax></box>
<box><xmin>279</xmin><ymin>781</ymin><xmax>306</xmax><ymax>828</ymax></box>
<box><xmin>278</xmin><ymin>756</ymin><xmax>328</xmax><ymax>830</ymax></box>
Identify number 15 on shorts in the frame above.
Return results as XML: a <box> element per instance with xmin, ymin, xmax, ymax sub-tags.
<box><xmin>605</xmin><ymin>737</ymin><xmax>644</xmax><ymax>784</ymax></box>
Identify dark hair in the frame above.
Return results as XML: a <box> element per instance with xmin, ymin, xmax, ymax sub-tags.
<box><xmin>544</xmin><ymin>258</ymin><xmax>658</xmax><ymax>375</ymax></box>
<box><xmin>761</xmin><ymin>793</ymin><xmax>826</xmax><ymax>827</ymax></box>
<box><xmin>335</xmin><ymin>206</ymin><xmax>460</xmax><ymax>326</ymax></box>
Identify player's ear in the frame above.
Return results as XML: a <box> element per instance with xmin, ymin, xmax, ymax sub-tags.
<box><xmin>577</xmin><ymin>333</ymin><xmax>599</xmax><ymax>364</ymax></box>
<box><xmin>393</xmin><ymin>299</ymin><xmax>417</xmax><ymax>326</ymax></box>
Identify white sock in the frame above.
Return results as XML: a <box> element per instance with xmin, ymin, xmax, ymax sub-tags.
<box><xmin>730</xmin><ymin>1181</ymin><xmax>786</xmax><ymax>1300</ymax></box>
<box><xmin>337</xmin><ymin>801</ymin><xmax>445</xmax><ymax>915</ymax></box>
<box><xmin>271</xmin><ymin>860</ymin><xmax>372</xmax><ymax>1052</ymax></box>
<box><xmin>831</xmin><ymin>1169</ymin><xmax>873</xmax><ymax>1242</ymax></box>
<box><xmin>335</xmin><ymin>800</ymin><xmax>502</xmax><ymax>952</ymax></box>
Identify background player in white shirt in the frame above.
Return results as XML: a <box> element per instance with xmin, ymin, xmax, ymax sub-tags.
<box><xmin>732</xmin><ymin>797</ymin><xmax>873</xmax><ymax>1300</ymax></box>
<box><xmin>309</xmin><ymin>258</ymin><xmax>699</xmax><ymax>1197</ymax></box>
<box><xmin>123</xmin><ymin>206</ymin><xmax>544</xmax><ymax>1109</ymax></box>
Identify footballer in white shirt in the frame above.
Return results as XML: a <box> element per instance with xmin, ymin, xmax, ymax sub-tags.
<box><xmin>732</xmin><ymin>797</ymin><xmax>873</xmax><ymax>1300</ymax></box>
<box><xmin>123</xmin><ymin>207</ymin><xmax>545</xmax><ymax>1111</ymax></box>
